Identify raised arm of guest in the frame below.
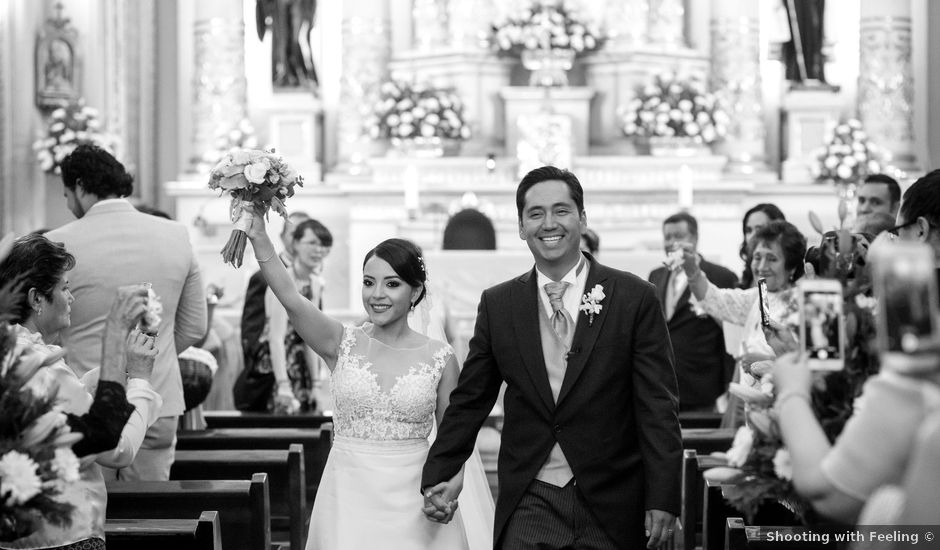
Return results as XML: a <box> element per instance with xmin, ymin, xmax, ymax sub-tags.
<box><xmin>245</xmin><ymin>206</ymin><xmax>343</xmax><ymax>367</ymax></box>
<box><xmin>773</xmin><ymin>352</ymin><xmax>937</xmax><ymax>525</ymax></box>
<box><xmin>679</xmin><ymin>243</ymin><xmax>755</xmax><ymax>325</ymax></box>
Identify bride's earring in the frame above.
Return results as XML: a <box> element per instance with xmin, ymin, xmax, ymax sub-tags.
<box><xmin>410</xmin><ymin>302</ymin><xmax>416</xmax><ymax>312</ymax></box>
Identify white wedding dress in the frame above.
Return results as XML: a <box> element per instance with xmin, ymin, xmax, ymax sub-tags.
<box><xmin>307</xmin><ymin>324</ymin><xmax>477</xmax><ymax>550</ymax></box>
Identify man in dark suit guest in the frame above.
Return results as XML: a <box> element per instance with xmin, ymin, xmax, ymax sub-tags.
<box><xmin>422</xmin><ymin>166</ymin><xmax>682</xmax><ymax>549</ymax></box>
<box><xmin>649</xmin><ymin>212</ymin><xmax>738</xmax><ymax>412</ymax></box>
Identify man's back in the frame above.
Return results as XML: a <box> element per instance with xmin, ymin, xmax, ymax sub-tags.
<box><xmin>47</xmin><ymin>200</ymin><xmax>207</xmax><ymax>418</ymax></box>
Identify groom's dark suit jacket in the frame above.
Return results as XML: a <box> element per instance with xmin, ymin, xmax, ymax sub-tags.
<box><xmin>422</xmin><ymin>256</ymin><xmax>683</xmax><ymax>547</ymax></box>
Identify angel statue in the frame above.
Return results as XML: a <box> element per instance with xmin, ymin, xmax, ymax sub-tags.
<box><xmin>256</xmin><ymin>0</ymin><xmax>319</xmax><ymax>90</ymax></box>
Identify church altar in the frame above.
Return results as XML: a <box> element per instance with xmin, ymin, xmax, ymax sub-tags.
<box><xmin>159</xmin><ymin>0</ymin><xmax>909</xmax><ymax>339</ymax></box>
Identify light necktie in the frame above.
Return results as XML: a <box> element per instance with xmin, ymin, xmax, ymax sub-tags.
<box><xmin>544</xmin><ymin>281</ymin><xmax>573</xmax><ymax>343</ymax></box>
<box><xmin>666</xmin><ymin>269</ymin><xmax>687</xmax><ymax>319</ymax></box>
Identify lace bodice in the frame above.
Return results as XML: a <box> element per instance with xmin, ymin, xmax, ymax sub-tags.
<box><xmin>331</xmin><ymin>324</ymin><xmax>453</xmax><ymax>441</ymax></box>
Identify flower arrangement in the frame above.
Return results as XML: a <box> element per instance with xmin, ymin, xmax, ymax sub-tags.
<box><xmin>811</xmin><ymin>118</ymin><xmax>888</xmax><ymax>185</ymax></box>
<box><xmin>619</xmin><ymin>72</ymin><xmax>729</xmax><ymax>144</ymax></box>
<box><xmin>32</xmin><ymin>100</ymin><xmax>116</xmax><ymax>175</ymax></box>
<box><xmin>489</xmin><ymin>0</ymin><xmax>603</xmax><ymax>57</ymax></box>
<box><xmin>365</xmin><ymin>80</ymin><xmax>471</xmax><ymax>145</ymax></box>
<box><xmin>0</xmin><ymin>237</ymin><xmax>80</xmax><ymax>541</ymax></box>
<box><xmin>705</xmin><ymin>230</ymin><xmax>879</xmax><ymax>523</ymax></box>
<box><xmin>194</xmin><ymin>119</ymin><xmax>259</xmax><ymax>174</ymax></box>
<box><xmin>207</xmin><ymin>149</ymin><xmax>304</xmax><ymax>267</ymax></box>
<box><xmin>579</xmin><ymin>284</ymin><xmax>605</xmax><ymax>326</ymax></box>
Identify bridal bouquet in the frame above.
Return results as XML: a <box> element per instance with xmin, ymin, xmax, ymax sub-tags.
<box><xmin>489</xmin><ymin>0</ymin><xmax>603</xmax><ymax>56</ymax></box>
<box><xmin>620</xmin><ymin>72</ymin><xmax>728</xmax><ymax>144</ymax></box>
<box><xmin>811</xmin><ymin>118</ymin><xmax>888</xmax><ymax>185</ymax></box>
<box><xmin>32</xmin><ymin>100</ymin><xmax>116</xmax><ymax>175</ymax></box>
<box><xmin>365</xmin><ymin>80</ymin><xmax>471</xmax><ymax>143</ymax></box>
<box><xmin>207</xmin><ymin>149</ymin><xmax>304</xmax><ymax>267</ymax></box>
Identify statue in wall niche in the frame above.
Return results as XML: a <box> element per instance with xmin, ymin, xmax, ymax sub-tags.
<box><xmin>256</xmin><ymin>0</ymin><xmax>319</xmax><ymax>91</ymax></box>
<box><xmin>781</xmin><ymin>0</ymin><xmax>828</xmax><ymax>85</ymax></box>
<box><xmin>35</xmin><ymin>1</ymin><xmax>81</xmax><ymax>109</ymax></box>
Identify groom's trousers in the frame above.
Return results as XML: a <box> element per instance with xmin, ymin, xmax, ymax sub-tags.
<box><xmin>500</xmin><ymin>479</ymin><xmax>620</xmax><ymax>550</ymax></box>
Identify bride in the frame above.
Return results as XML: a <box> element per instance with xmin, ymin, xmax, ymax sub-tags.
<box><xmin>244</xmin><ymin>209</ymin><xmax>490</xmax><ymax>549</ymax></box>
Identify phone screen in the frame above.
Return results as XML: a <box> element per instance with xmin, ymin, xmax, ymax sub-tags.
<box><xmin>757</xmin><ymin>278</ymin><xmax>770</xmax><ymax>327</ymax></box>
<box><xmin>801</xmin><ymin>289</ymin><xmax>844</xmax><ymax>369</ymax></box>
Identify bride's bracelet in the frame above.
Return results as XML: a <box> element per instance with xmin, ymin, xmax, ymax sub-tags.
<box><xmin>257</xmin><ymin>249</ymin><xmax>277</xmax><ymax>263</ymax></box>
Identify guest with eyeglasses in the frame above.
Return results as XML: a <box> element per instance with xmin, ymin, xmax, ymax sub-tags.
<box><xmin>235</xmin><ymin>218</ymin><xmax>333</xmax><ymax>413</ymax></box>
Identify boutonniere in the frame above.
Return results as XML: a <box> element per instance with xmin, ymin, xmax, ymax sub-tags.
<box><xmin>579</xmin><ymin>284</ymin><xmax>605</xmax><ymax>326</ymax></box>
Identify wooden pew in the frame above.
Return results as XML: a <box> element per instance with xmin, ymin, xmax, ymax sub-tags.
<box><xmin>175</xmin><ymin>425</ymin><xmax>332</xmax><ymax>508</ymax></box>
<box><xmin>105</xmin><ymin>511</ymin><xmax>221</xmax><ymax>550</ymax></box>
<box><xmin>676</xmin><ymin>450</ymin><xmax>729</xmax><ymax>550</ymax></box>
<box><xmin>678</xmin><ymin>411</ymin><xmax>723</xmax><ymax>430</ymax></box>
<box><xmin>170</xmin><ymin>445</ymin><xmax>306</xmax><ymax>550</ymax></box>
<box><xmin>203</xmin><ymin>410</ymin><xmax>332</xmax><ymax>430</ymax></box>
<box><xmin>107</xmin><ymin>474</ymin><xmax>270</xmax><ymax>550</ymax></box>
<box><xmin>681</xmin><ymin>428</ymin><xmax>735</xmax><ymax>456</ymax></box>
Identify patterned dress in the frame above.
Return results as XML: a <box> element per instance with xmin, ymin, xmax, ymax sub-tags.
<box><xmin>306</xmin><ymin>324</ymin><xmax>469</xmax><ymax>550</ymax></box>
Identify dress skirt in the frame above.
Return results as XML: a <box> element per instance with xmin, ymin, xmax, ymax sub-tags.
<box><xmin>307</xmin><ymin>436</ymin><xmax>470</xmax><ymax>550</ymax></box>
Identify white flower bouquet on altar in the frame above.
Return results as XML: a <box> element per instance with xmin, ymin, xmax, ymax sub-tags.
<box><xmin>619</xmin><ymin>72</ymin><xmax>729</xmax><ymax>145</ymax></box>
<box><xmin>365</xmin><ymin>80</ymin><xmax>471</xmax><ymax>145</ymax></box>
<box><xmin>194</xmin><ymin>118</ymin><xmax>259</xmax><ymax>174</ymax></box>
<box><xmin>207</xmin><ymin>149</ymin><xmax>304</xmax><ymax>268</ymax></box>
<box><xmin>811</xmin><ymin>118</ymin><xmax>888</xmax><ymax>185</ymax></box>
<box><xmin>489</xmin><ymin>0</ymin><xmax>603</xmax><ymax>57</ymax></box>
<box><xmin>32</xmin><ymin>100</ymin><xmax>116</xmax><ymax>175</ymax></box>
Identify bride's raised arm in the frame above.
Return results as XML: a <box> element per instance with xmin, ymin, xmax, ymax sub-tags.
<box><xmin>245</xmin><ymin>206</ymin><xmax>344</xmax><ymax>367</ymax></box>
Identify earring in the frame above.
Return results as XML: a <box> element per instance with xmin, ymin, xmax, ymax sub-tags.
<box><xmin>410</xmin><ymin>302</ymin><xmax>416</xmax><ymax>312</ymax></box>
<box><xmin>35</xmin><ymin>305</ymin><xmax>42</xmax><ymax>317</ymax></box>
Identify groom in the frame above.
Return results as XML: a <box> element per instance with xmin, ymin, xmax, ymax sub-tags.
<box><xmin>422</xmin><ymin>166</ymin><xmax>682</xmax><ymax>548</ymax></box>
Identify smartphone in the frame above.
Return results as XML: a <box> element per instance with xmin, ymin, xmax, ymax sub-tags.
<box><xmin>757</xmin><ymin>278</ymin><xmax>770</xmax><ymax>327</ymax></box>
<box><xmin>798</xmin><ymin>278</ymin><xmax>845</xmax><ymax>371</ymax></box>
<box><xmin>871</xmin><ymin>241</ymin><xmax>940</xmax><ymax>374</ymax></box>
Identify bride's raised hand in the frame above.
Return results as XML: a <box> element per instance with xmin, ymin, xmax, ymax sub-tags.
<box><xmin>243</xmin><ymin>202</ymin><xmax>269</xmax><ymax>241</ymax></box>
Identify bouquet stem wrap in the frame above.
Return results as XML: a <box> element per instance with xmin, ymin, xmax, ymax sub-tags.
<box><xmin>221</xmin><ymin>199</ymin><xmax>254</xmax><ymax>268</ymax></box>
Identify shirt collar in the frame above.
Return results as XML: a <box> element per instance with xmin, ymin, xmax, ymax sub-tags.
<box><xmin>535</xmin><ymin>254</ymin><xmax>587</xmax><ymax>289</ymax></box>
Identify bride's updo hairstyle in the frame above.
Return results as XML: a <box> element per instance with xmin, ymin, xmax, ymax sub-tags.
<box><xmin>363</xmin><ymin>238</ymin><xmax>427</xmax><ymax>307</ymax></box>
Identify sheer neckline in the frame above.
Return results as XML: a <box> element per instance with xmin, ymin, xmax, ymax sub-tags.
<box><xmin>360</xmin><ymin>324</ymin><xmax>430</xmax><ymax>351</ymax></box>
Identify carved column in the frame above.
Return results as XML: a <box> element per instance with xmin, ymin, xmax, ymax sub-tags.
<box><xmin>189</xmin><ymin>0</ymin><xmax>247</xmax><ymax>171</ymax></box>
<box><xmin>412</xmin><ymin>0</ymin><xmax>449</xmax><ymax>51</ymax></box>
<box><xmin>648</xmin><ymin>0</ymin><xmax>685</xmax><ymax>49</ymax></box>
<box><xmin>710</xmin><ymin>0</ymin><xmax>765</xmax><ymax>174</ymax></box>
<box><xmin>858</xmin><ymin>0</ymin><xmax>916</xmax><ymax>169</ymax></box>
<box><xmin>605</xmin><ymin>0</ymin><xmax>648</xmax><ymax>51</ymax></box>
<box><xmin>448</xmin><ymin>0</ymin><xmax>491</xmax><ymax>51</ymax></box>
<box><xmin>336</xmin><ymin>0</ymin><xmax>391</xmax><ymax>173</ymax></box>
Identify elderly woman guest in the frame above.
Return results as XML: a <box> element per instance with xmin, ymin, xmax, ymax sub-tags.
<box><xmin>739</xmin><ymin>203</ymin><xmax>786</xmax><ymax>289</ymax></box>
<box><xmin>680</xmin><ymin>221</ymin><xmax>807</xmax><ymax>426</ymax></box>
<box><xmin>0</xmin><ymin>234</ymin><xmax>161</xmax><ymax>550</ymax></box>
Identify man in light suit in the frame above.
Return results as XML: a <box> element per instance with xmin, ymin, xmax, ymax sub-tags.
<box><xmin>47</xmin><ymin>145</ymin><xmax>207</xmax><ymax>480</ymax></box>
<box><xmin>649</xmin><ymin>212</ymin><xmax>738</xmax><ymax>412</ymax></box>
<box><xmin>422</xmin><ymin>166</ymin><xmax>682</xmax><ymax>549</ymax></box>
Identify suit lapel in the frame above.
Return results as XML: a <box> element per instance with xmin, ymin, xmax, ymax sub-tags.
<box><xmin>556</xmin><ymin>258</ymin><xmax>610</xmax><ymax>406</ymax></box>
<box><xmin>512</xmin><ymin>269</ymin><xmax>555</xmax><ymax>412</ymax></box>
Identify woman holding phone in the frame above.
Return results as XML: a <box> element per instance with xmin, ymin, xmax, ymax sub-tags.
<box><xmin>679</xmin><ymin>220</ymin><xmax>807</xmax><ymax>426</ymax></box>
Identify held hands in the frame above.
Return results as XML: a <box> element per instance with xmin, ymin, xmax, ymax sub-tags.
<box><xmin>125</xmin><ymin>329</ymin><xmax>157</xmax><ymax>380</ymax></box>
<box><xmin>422</xmin><ymin>477</ymin><xmax>462</xmax><ymax>524</ymax></box>
<box><xmin>645</xmin><ymin>509</ymin><xmax>677</xmax><ymax>549</ymax></box>
<box><xmin>273</xmin><ymin>383</ymin><xmax>301</xmax><ymax>414</ymax></box>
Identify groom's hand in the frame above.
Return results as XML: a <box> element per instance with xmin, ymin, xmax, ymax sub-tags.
<box><xmin>645</xmin><ymin>509</ymin><xmax>676</xmax><ymax>549</ymax></box>
<box><xmin>421</xmin><ymin>482</ymin><xmax>457</xmax><ymax>524</ymax></box>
